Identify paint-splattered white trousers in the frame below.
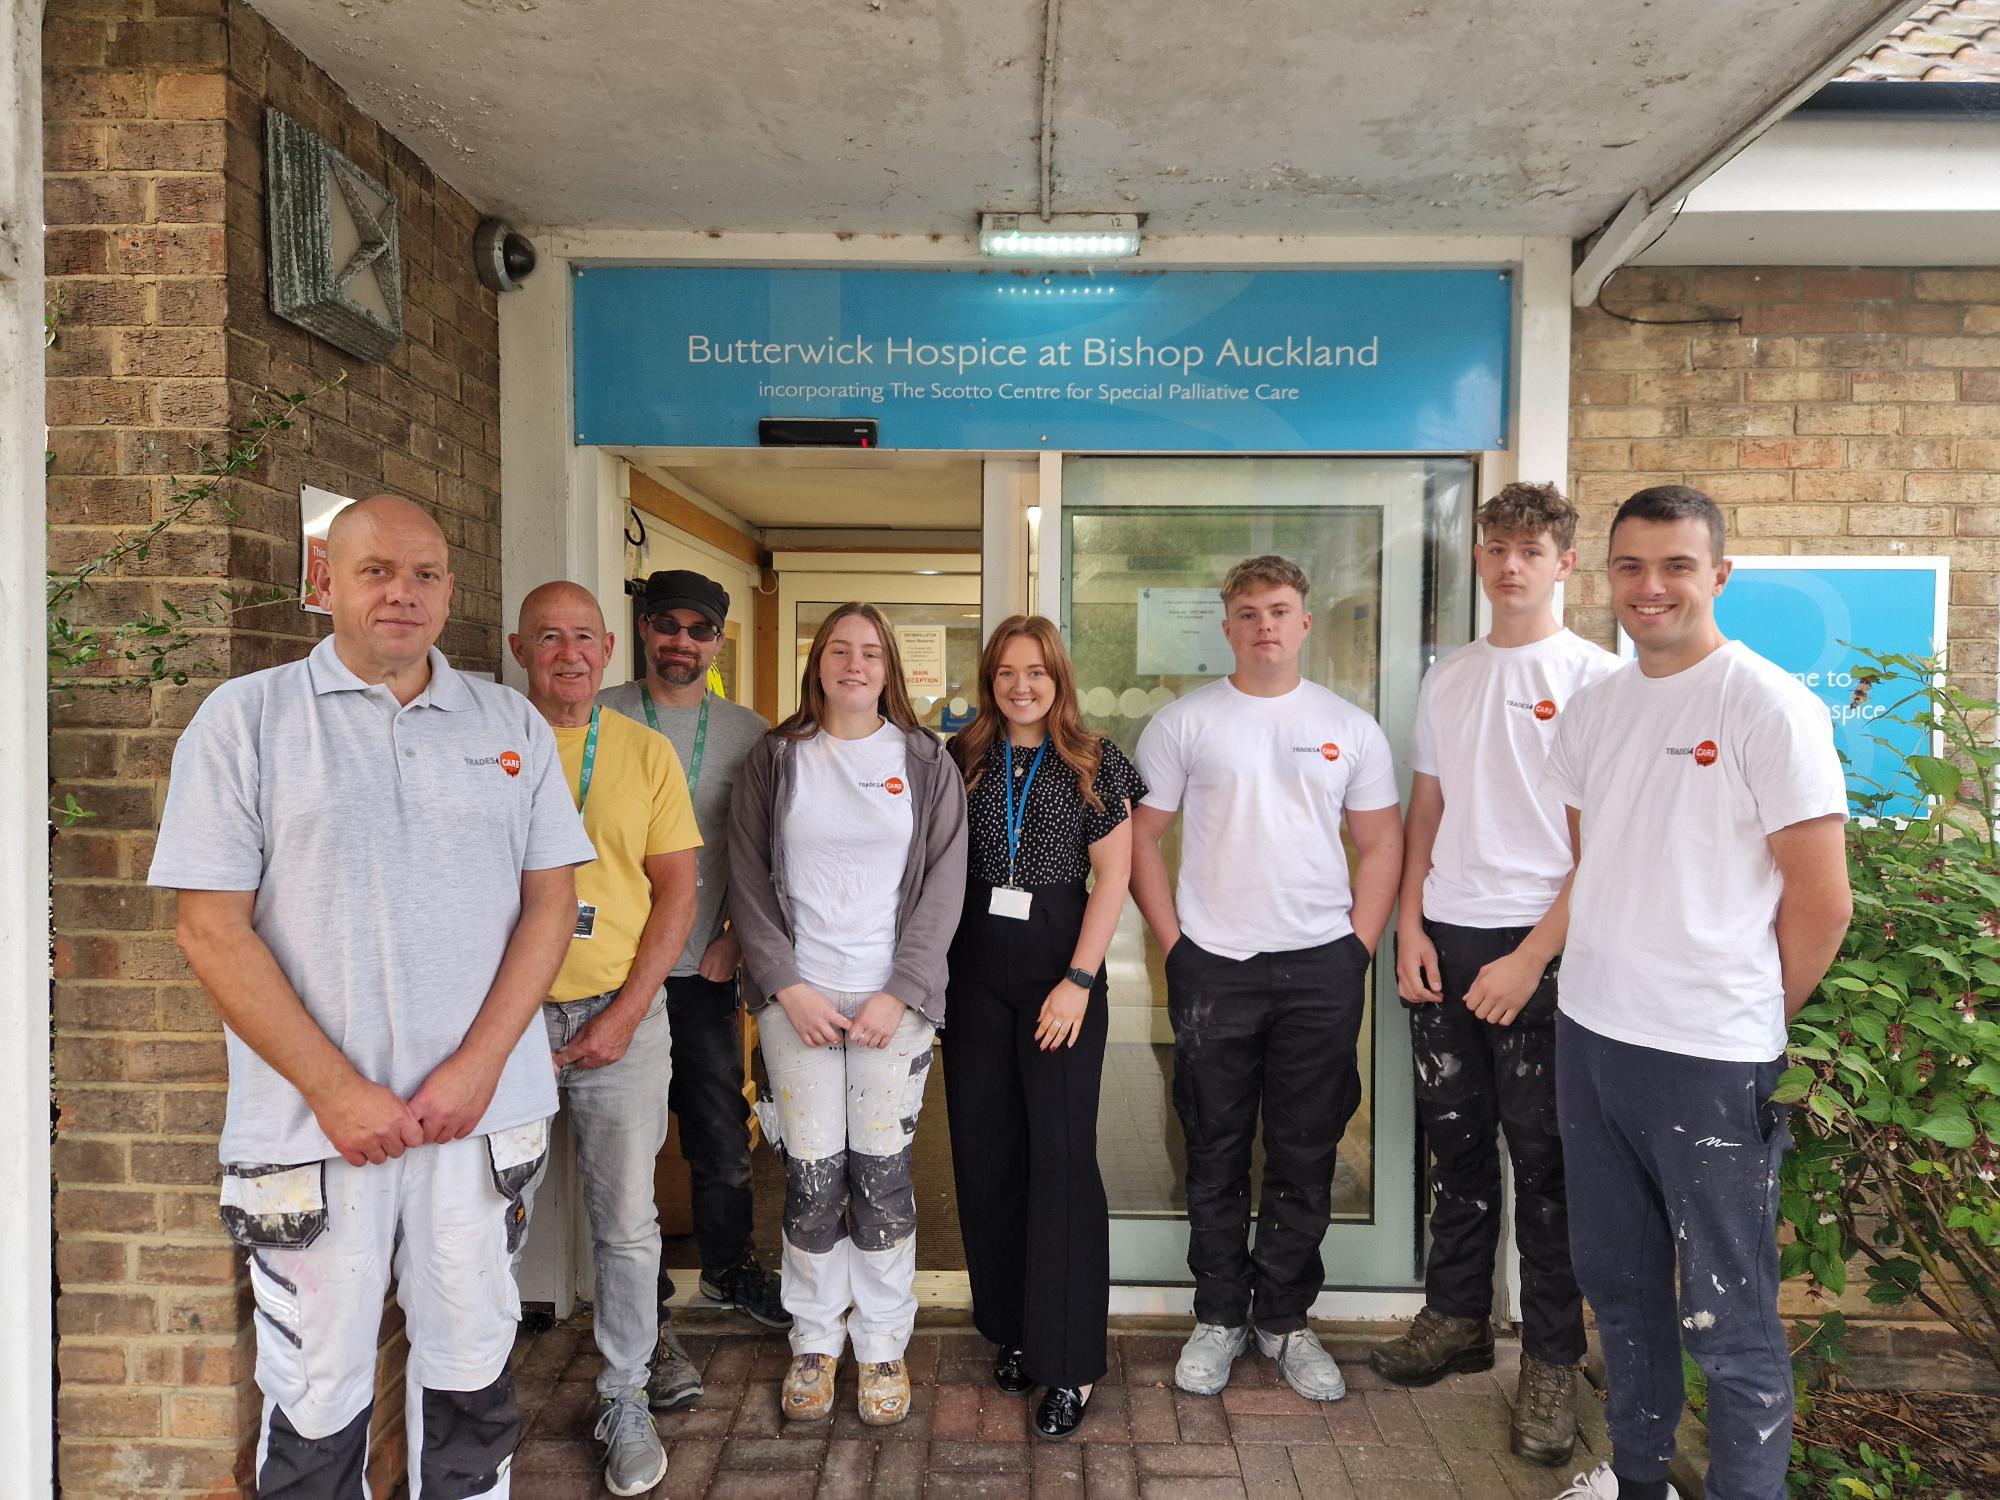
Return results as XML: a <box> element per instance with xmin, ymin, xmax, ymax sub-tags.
<box><xmin>759</xmin><ymin>988</ymin><xmax>935</xmax><ymax>1364</ymax></box>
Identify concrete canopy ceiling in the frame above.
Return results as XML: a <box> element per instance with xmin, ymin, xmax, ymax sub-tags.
<box><xmin>254</xmin><ymin>0</ymin><xmax>1909</xmax><ymax>241</ymax></box>
<box><xmin>628</xmin><ymin>453</ymin><xmax>983</xmax><ymax>530</ymax></box>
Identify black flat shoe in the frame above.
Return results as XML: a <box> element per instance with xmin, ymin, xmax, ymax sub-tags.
<box><xmin>993</xmin><ymin>1347</ymin><xmax>1033</xmax><ymax>1395</ymax></box>
<box><xmin>1035</xmin><ymin>1385</ymin><xmax>1090</xmax><ymax>1438</ymax></box>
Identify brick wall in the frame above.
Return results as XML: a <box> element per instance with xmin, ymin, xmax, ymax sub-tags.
<box><xmin>1568</xmin><ymin>265</ymin><xmax>2000</xmax><ymax>699</ymax></box>
<box><xmin>44</xmin><ymin>2</ymin><xmax>500</xmax><ymax>1493</ymax></box>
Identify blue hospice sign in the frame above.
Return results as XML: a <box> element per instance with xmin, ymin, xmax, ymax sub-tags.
<box><xmin>1715</xmin><ymin>559</ymin><xmax>1948</xmax><ymax>818</ymax></box>
<box><xmin>572</xmin><ymin>267</ymin><xmax>1510</xmax><ymax>452</ymax></box>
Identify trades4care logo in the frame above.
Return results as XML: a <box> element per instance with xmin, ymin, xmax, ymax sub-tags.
<box><xmin>859</xmin><ymin>775</ymin><xmax>907</xmax><ymax>795</ymax></box>
<box><xmin>1506</xmin><ymin>697</ymin><xmax>1560</xmax><ymax>721</ymax></box>
<box><xmin>1292</xmin><ymin>742</ymin><xmax>1341</xmax><ymax>761</ymax></box>
<box><xmin>463</xmin><ymin>750</ymin><xmax>524</xmax><ymax>776</ymax></box>
<box><xmin>1665</xmin><ymin>738</ymin><xmax>1720</xmax><ymax>767</ymax></box>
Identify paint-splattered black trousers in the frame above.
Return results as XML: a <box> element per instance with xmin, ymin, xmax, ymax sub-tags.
<box><xmin>1557</xmin><ymin>1012</ymin><xmax>1794</xmax><ymax>1500</ymax></box>
<box><xmin>943</xmin><ymin>879</ymin><xmax>1110</xmax><ymax>1389</ymax></box>
<box><xmin>1412</xmin><ymin>919</ymin><xmax>1585</xmax><ymax>1365</ymax></box>
<box><xmin>1166</xmin><ymin>932</ymin><xmax>1369</xmax><ymax>1335</ymax></box>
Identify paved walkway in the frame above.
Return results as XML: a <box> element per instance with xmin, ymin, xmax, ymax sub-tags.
<box><xmin>510</xmin><ymin>1313</ymin><xmax>1623</xmax><ymax>1499</ymax></box>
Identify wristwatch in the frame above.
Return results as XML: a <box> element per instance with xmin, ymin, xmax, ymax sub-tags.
<box><xmin>1065</xmin><ymin>966</ymin><xmax>1097</xmax><ymax>989</ymax></box>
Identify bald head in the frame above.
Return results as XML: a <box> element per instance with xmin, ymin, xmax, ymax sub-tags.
<box><xmin>326</xmin><ymin>494</ymin><xmax>447</xmax><ymax>564</ymax></box>
<box><xmin>318</xmin><ymin>493</ymin><xmax>454</xmax><ymax>685</ymax></box>
<box><xmin>518</xmin><ymin>580</ymin><xmax>606</xmax><ymax>637</ymax></box>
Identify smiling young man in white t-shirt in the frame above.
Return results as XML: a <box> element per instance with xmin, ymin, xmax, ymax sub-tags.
<box><xmin>1370</xmin><ymin>482</ymin><xmax>1617</xmax><ymax>1467</ymax></box>
<box><xmin>1542</xmin><ymin>486</ymin><xmax>1852</xmax><ymax>1500</ymax></box>
<box><xmin>1132</xmin><ymin>555</ymin><xmax>1403</xmax><ymax>1403</ymax></box>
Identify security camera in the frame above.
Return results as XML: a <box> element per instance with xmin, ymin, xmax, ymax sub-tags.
<box><xmin>474</xmin><ymin>218</ymin><xmax>537</xmax><ymax>293</ymax></box>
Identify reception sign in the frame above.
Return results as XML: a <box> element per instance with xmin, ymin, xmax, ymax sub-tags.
<box><xmin>1714</xmin><ymin>558</ymin><xmax>1948</xmax><ymax>819</ymax></box>
<box><xmin>572</xmin><ymin>267</ymin><xmax>1511</xmax><ymax>452</ymax></box>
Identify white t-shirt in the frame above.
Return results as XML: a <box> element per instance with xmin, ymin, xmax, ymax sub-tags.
<box><xmin>784</xmin><ymin>722</ymin><xmax>913</xmax><ymax>993</ymax></box>
<box><xmin>1540</xmin><ymin>640</ymin><xmax>1847</xmax><ymax>1062</ymax></box>
<box><xmin>1136</xmin><ymin>676</ymin><xmax>1401</xmax><ymax>960</ymax></box>
<box><xmin>1410</xmin><ymin>629</ymin><xmax>1621</xmax><ymax>928</ymax></box>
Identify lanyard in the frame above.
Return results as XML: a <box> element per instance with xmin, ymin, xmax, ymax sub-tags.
<box><xmin>1003</xmin><ymin>737</ymin><xmax>1049</xmax><ymax>887</ymax></box>
<box><xmin>642</xmin><ymin>687</ymin><xmax>712</xmax><ymax>796</ymax></box>
<box><xmin>574</xmin><ymin>706</ymin><xmax>602</xmax><ymax>814</ymax></box>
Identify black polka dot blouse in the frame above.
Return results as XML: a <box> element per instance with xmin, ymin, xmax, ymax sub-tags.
<box><xmin>963</xmin><ymin>735</ymin><xmax>1149</xmax><ymax>887</ymax></box>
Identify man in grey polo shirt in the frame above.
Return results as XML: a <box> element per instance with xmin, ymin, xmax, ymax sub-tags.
<box><xmin>151</xmin><ymin>495</ymin><xmax>595</xmax><ymax>1499</ymax></box>
<box><xmin>597</xmin><ymin>569</ymin><xmax>783</xmax><ymax>1407</ymax></box>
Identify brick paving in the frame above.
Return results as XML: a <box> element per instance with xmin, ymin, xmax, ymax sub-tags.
<box><xmin>510</xmin><ymin>1313</ymin><xmax>1620</xmax><ymax>1499</ymax></box>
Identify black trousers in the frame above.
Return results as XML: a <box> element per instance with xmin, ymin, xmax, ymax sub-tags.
<box><xmin>942</xmin><ymin>880</ymin><xmax>1110</xmax><ymax>1389</ymax></box>
<box><xmin>664</xmin><ymin>971</ymin><xmax>754</xmax><ymax>1284</ymax></box>
<box><xmin>1166</xmin><ymin>932</ymin><xmax>1369</xmax><ymax>1335</ymax></box>
<box><xmin>1411</xmin><ymin>919</ymin><xmax>1585</xmax><ymax>1365</ymax></box>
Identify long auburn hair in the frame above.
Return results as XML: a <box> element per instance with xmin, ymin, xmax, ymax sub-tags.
<box><xmin>949</xmin><ymin>614</ymin><xmax>1104</xmax><ymax>812</ymax></box>
<box><xmin>772</xmin><ymin>601</ymin><xmax>923</xmax><ymax>741</ymax></box>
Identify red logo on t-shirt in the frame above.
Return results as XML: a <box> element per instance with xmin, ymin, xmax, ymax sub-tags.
<box><xmin>1693</xmin><ymin>740</ymin><xmax>1719</xmax><ymax>767</ymax></box>
<box><xmin>1320</xmin><ymin>743</ymin><xmax>1340</xmax><ymax>761</ymax></box>
<box><xmin>499</xmin><ymin>750</ymin><xmax>522</xmax><ymax>778</ymax></box>
<box><xmin>884</xmin><ymin>776</ymin><xmax>906</xmax><ymax>795</ymax></box>
<box><xmin>1533</xmin><ymin>700</ymin><xmax>1558</xmax><ymax>721</ymax></box>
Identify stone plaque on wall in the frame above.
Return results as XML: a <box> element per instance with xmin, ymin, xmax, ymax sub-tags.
<box><xmin>264</xmin><ymin>108</ymin><xmax>403</xmax><ymax>362</ymax></box>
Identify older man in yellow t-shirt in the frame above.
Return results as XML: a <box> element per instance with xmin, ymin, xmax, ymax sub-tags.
<box><xmin>510</xmin><ymin>581</ymin><xmax>700</xmax><ymax>1496</ymax></box>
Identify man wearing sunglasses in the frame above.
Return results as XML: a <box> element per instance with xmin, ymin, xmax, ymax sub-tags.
<box><xmin>597</xmin><ymin>571</ymin><xmax>786</xmax><ymax>1412</ymax></box>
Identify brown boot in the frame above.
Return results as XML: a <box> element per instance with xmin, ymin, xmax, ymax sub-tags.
<box><xmin>858</xmin><ymin>1360</ymin><xmax>911</xmax><ymax>1425</ymax></box>
<box><xmin>1510</xmin><ymin>1355</ymin><xmax>1578</xmax><ymax>1467</ymax></box>
<box><xmin>781</xmin><ymin>1352</ymin><xmax>837</xmax><ymax>1422</ymax></box>
<box><xmin>1367</xmin><ymin>1306</ymin><xmax>1495</xmax><ymax>1386</ymax></box>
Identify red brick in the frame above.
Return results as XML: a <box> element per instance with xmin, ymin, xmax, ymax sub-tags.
<box><xmin>110</xmin><ymin>224</ymin><xmax>225</xmax><ymax>275</ymax></box>
<box><xmin>154</xmin><ymin>70</ymin><xmax>227</xmax><ymax>119</ymax></box>
<box><xmin>57</xmin><ymin>1289</ymin><xmax>159</xmax><ymax>1337</ymax></box>
<box><xmin>57</xmin><ymin>1388</ymin><xmax>163</xmax><ymax>1438</ymax></box>
<box><xmin>1800</xmin><ymin>269</ymin><xmax>1905</xmax><ymax>301</ymax></box>
<box><xmin>58</xmin><ymin>1344</ymin><xmax>130</xmax><ymax>1386</ymax></box>
<box><xmin>1740</xmin><ymin>438</ymin><xmax>1843</xmax><ymax>469</ymax></box>
<box><xmin>1753</xmin><ymin>303</ymin><xmax>1863</xmax><ymax>335</ymax></box>
<box><xmin>154</xmin><ymin>174</ymin><xmax>227</xmax><ymax>223</ymax></box>
<box><xmin>44</xmin><ymin>173</ymin><xmax>149</xmax><ymax>225</ymax></box>
<box><xmin>103</xmin><ymin>17</ymin><xmax>227</xmax><ymax>66</ymax></box>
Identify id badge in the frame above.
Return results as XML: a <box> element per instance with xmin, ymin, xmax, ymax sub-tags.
<box><xmin>573</xmin><ymin>902</ymin><xmax>597</xmax><ymax>939</ymax></box>
<box><xmin>989</xmin><ymin>886</ymin><xmax>1032</xmax><ymax>920</ymax></box>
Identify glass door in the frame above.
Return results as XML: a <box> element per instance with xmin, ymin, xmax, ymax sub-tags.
<box><xmin>1059</xmin><ymin>456</ymin><xmax>1475</xmax><ymax>1291</ymax></box>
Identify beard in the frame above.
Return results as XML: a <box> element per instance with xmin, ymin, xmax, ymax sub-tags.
<box><xmin>654</xmin><ymin>652</ymin><xmax>705</xmax><ymax>687</ymax></box>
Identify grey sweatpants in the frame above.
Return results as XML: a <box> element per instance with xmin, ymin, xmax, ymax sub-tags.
<box><xmin>1556</xmin><ymin>1012</ymin><xmax>1794</xmax><ymax>1500</ymax></box>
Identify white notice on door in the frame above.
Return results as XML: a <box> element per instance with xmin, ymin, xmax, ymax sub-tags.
<box><xmin>1136</xmin><ymin>588</ymin><xmax>1230</xmax><ymax>677</ymax></box>
<box><xmin>896</xmin><ymin>625</ymin><xmax>948</xmax><ymax>693</ymax></box>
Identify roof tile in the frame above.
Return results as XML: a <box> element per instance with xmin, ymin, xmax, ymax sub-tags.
<box><xmin>1841</xmin><ymin>0</ymin><xmax>2000</xmax><ymax>80</ymax></box>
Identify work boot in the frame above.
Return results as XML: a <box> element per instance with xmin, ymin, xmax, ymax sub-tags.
<box><xmin>782</xmin><ymin>1352</ymin><xmax>836</xmax><ymax>1421</ymax></box>
<box><xmin>699</xmin><ymin>1251</ymin><xmax>793</xmax><ymax>1331</ymax></box>
<box><xmin>1510</xmin><ymin>1354</ymin><xmax>1579</xmax><ymax>1466</ymax></box>
<box><xmin>1254</xmin><ymin>1325</ymin><xmax>1347</xmax><ymax>1402</ymax></box>
<box><xmin>591</xmin><ymin>1393</ymin><xmax>667</xmax><ymax>1497</ymax></box>
<box><xmin>858</xmin><ymin>1360</ymin><xmax>911</xmax><ymax>1425</ymax></box>
<box><xmin>646</xmin><ymin>1321</ymin><xmax>703</xmax><ymax>1412</ymax></box>
<box><xmin>1367</xmin><ymin>1305</ymin><xmax>1495</xmax><ymax>1386</ymax></box>
<box><xmin>1173</xmin><ymin>1321</ymin><xmax>1248</xmax><ymax>1395</ymax></box>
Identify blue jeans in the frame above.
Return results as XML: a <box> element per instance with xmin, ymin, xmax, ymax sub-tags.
<box><xmin>544</xmin><ymin>990</ymin><xmax>672</xmax><ymax>1397</ymax></box>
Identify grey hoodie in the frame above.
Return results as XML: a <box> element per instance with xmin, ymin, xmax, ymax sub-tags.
<box><xmin>727</xmin><ymin>723</ymin><xmax>969</xmax><ymax>1025</ymax></box>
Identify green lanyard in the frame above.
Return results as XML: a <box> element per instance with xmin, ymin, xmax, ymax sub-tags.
<box><xmin>574</xmin><ymin>706</ymin><xmax>602</xmax><ymax>814</ymax></box>
<box><xmin>642</xmin><ymin>686</ymin><xmax>711</xmax><ymax>796</ymax></box>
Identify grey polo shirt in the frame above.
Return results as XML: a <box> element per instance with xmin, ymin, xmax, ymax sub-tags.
<box><xmin>148</xmin><ymin>637</ymin><xmax>597</xmax><ymax>1166</ymax></box>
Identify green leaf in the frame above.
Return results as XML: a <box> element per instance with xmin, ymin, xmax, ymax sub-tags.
<box><xmin>1967</xmin><ymin>1061</ymin><xmax>2000</xmax><ymax>1092</ymax></box>
<box><xmin>1912</xmin><ymin>1108</ymin><xmax>1976</xmax><ymax>1148</ymax></box>
<box><xmin>1770</xmin><ymin>1066</ymin><xmax>1816</xmax><ymax>1104</ymax></box>
<box><xmin>1910</xmin><ymin>755</ymin><xmax>1965</xmax><ymax>799</ymax></box>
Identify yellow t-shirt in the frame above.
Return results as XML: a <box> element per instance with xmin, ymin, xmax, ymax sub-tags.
<box><xmin>549</xmin><ymin>708</ymin><xmax>702</xmax><ymax>1003</ymax></box>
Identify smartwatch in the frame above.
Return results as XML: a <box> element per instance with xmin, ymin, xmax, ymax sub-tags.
<box><xmin>1065</xmin><ymin>966</ymin><xmax>1097</xmax><ymax>989</ymax></box>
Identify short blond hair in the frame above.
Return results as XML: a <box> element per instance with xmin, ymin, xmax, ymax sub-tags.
<box><xmin>1220</xmin><ymin>554</ymin><xmax>1311</xmax><ymax>605</ymax></box>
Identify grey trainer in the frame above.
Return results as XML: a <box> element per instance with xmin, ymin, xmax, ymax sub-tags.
<box><xmin>1254</xmin><ymin>1325</ymin><xmax>1347</xmax><ymax>1402</ymax></box>
<box><xmin>1173</xmin><ymin>1321</ymin><xmax>1248</xmax><ymax>1395</ymax></box>
<box><xmin>646</xmin><ymin>1322</ymin><xmax>703</xmax><ymax>1412</ymax></box>
<box><xmin>592</xmin><ymin>1393</ymin><xmax>667</xmax><ymax>1497</ymax></box>
<box><xmin>1510</xmin><ymin>1355</ymin><xmax>1579</xmax><ymax>1467</ymax></box>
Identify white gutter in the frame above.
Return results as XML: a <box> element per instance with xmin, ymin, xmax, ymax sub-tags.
<box><xmin>1572</xmin><ymin>0</ymin><xmax>1927</xmax><ymax>307</ymax></box>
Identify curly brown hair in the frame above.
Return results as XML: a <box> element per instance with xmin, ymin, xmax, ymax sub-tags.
<box><xmin>1477</xmin><ymin>481</ymin><xmax>1579</xmax><ymax>551</ymax></box>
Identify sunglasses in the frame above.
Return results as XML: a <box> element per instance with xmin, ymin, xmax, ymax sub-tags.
<box><xmin>646</xmin><ymin>615</ymin><xmax>721</xmax><ymax>642</ymax></box>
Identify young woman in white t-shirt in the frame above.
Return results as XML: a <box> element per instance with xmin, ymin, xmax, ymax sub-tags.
<box><xmin>726</xmin><ymin>603</ymin><xmax>969</xmax><ymax>1428</ymax></box>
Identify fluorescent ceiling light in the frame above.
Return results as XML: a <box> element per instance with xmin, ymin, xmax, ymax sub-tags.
<box><xmin>979</xmin><ymin>212</ymin><xmax>1140</xmax><ymax>261</ymax></box>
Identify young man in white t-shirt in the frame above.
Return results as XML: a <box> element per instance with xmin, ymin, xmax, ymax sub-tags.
<box><xmin>1541</xmin><ymin>486</ymin><xmax>1852</xmax><ymax>1500</ymax></box>
<box><xmin>1132</xmin><ymin>555</ymin><xmax>1404</xmax><ymax>1403</ymax></box>
<box><xmin>1371</xmin><ymin>482</ymin><xmax>1617</xmax><ymax>1467</ymax></box>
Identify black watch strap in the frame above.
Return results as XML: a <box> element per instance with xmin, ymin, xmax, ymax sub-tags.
<box><xmin>1065</xmin><ymin>966</ymin><xmax>1096</xmax><ymax>989</ymax></box>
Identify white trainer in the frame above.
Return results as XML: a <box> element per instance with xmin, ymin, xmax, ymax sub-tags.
<box><xmin>1253</xmin><ymin>1325</ymin><xmax>1347</xmax><ymax>1401</ymax></box>
<box><xmin>1553</xmin><ymin>1463</ymin><xmax>1681</xmax><ymax>1499</ymax></box>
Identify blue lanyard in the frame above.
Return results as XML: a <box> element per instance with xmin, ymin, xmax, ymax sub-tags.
<box><xmin>575</xmin><ymin>706</ymin><xmax>602</xmax><ymax>814</ymax></box>
<box><xmin>1003</xmin><ymin>737</ymin><xmax>1049</xmax><ymax>887</ymax></box>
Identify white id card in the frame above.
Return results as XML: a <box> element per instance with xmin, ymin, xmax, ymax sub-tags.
<box><xmin>573</xmin><ymin>903</ymin><xmax>597</xmax><ymax>939</ymax></box>
<box><xmin>989</xmin><ymin>886</ymin><xmax>1032</xmax><ymax>920</ymax></box>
